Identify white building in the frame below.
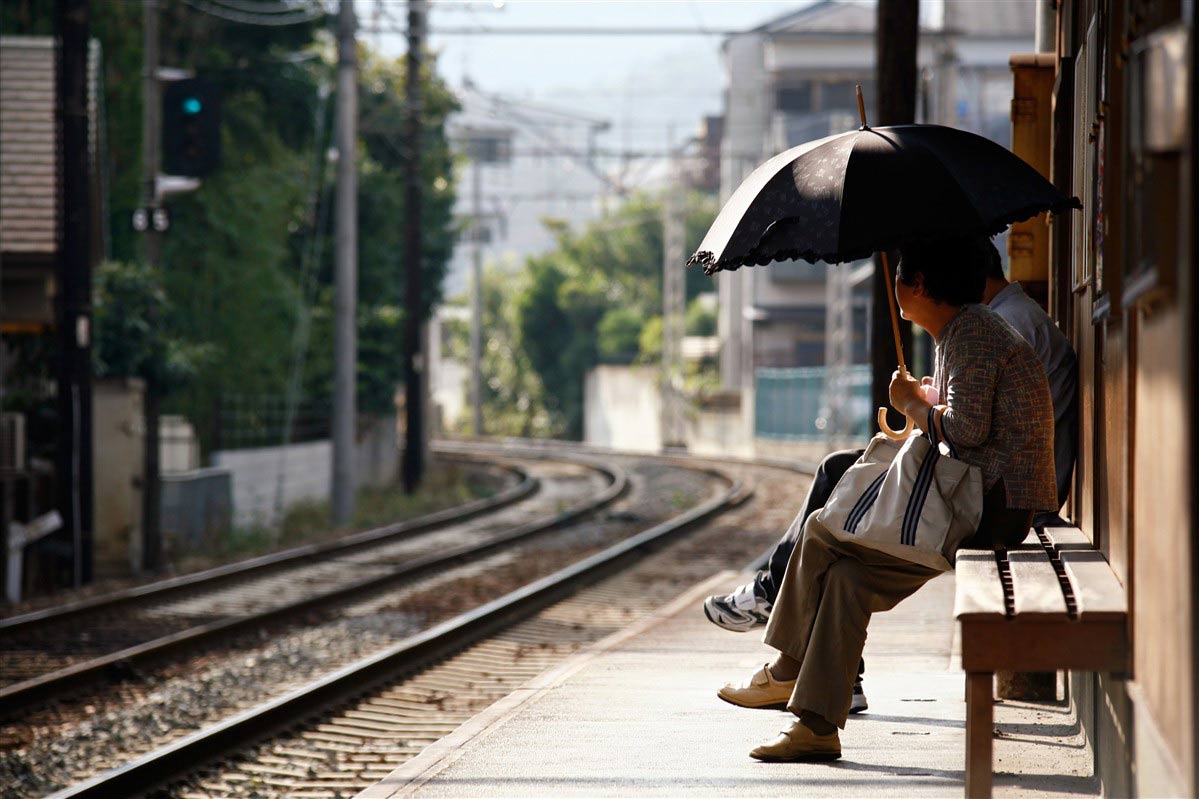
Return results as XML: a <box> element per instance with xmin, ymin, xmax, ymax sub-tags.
<box><xmin>443</xmin><ymin>81</ymin><xmax>613</xmax><ymax>298</ymax></box>
<box><xmin>714</xmin><ymin>0</ymin><xmax>1034</xmax><ymax>444</ymax></box>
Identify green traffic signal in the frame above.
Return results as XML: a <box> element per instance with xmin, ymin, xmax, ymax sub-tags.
<box><xmin>163</xmin><ymin>77</ymin><xmax>220</xmax><ymax>176</ymax></box>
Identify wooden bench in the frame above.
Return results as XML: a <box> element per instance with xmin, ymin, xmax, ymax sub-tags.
<box><xmin>953</xmin><ymin>526</ymin><xmax>1128</xmax><ymax>798</ymax></box>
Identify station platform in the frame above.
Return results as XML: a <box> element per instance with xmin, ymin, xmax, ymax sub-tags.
<box><xmin>358</xmin><ymin>570</ymin><xmax>1097</xmax><ymax>798</ymax></box>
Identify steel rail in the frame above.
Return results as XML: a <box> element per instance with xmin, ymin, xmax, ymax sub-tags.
<box><xmin>440</xmin><ymin>437</ymin><xmax>820</xmax><ymax>574</ymax></box>
<box><xmin>47</xmin><ymin>463</ymin><xmax>750</xmax><ymax>799</ymax></box>
<box><xmin>0</xmin><ymin>454</ymin><xmax>535</xmax><ymax>634</ymax></box>
<box><xmin>0</xmin><ymin>454</ymin><xmax>629</xmax><ymax>715</ymax></box>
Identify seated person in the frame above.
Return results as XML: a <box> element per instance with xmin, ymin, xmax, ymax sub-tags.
<box><xmin>716</xmin><ymin>236</ymin><xmax>1057</xmax><ymax>761</ymax></box>
<box><xmin>703</xmin><ymin>237</ymin><xmax>1078</xmax><ymax>710</ymax></box>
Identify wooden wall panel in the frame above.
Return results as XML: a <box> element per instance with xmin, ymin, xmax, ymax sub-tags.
<box><xmin>1132</xmin><ymin>304</ymin><xmax>1194</xmax><ymax>784</ymax></box>
<box><xmin>1099</xmin><ymin>322</ymin><xmax>1129</xmax><ymax>582</ymax></box>
<box><xmin>1008</xmin><ymin>55</ymin><xmax>1055</xmax><ymax>283</ymax></box>
<box><xmin>1074</xmin><ymin>291</ymin><xmax>1096</xmax><ymax>539</ymax></box>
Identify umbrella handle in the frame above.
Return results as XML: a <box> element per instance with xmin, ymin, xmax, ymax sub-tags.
<box><xmin>877</xmin><ymin>406</ymin><xmax>914</xmax><ymax>440</ymax></box>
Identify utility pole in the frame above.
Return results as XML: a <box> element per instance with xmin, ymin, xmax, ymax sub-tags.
<box><xmin>140</xmin><ymin>0</ymin><xmax>163</xmax><ymax>572</ymax></box>
<box><xmin>401</xmin><ymin>0</ymin><xmax>427</xmax><ymax>492</ymax></box>
<box><xmin>57</xmin><ymin>0</ymin><xmax>93</xmax><ymax>587</ymax></box>
<box><xmin>871</xmin><ymin>0</ymin><xmax>918</xmax><ymax>431</ymax></box>
<box><xmin>469</xmin><ymin>149</ymin><xmax>483</xmax><ymax>437</ymax></box>
<box><xmin>332</xmin><ymin>0</ymin><xmax>358</xmax><ymax>525</ymax></box>
<box><xmin>823</xmin><ymin>260</ymin><xmax>852</xmax><ymax>439</ymax></box>
<box><xmin>661</xmin><ymin>140</ymin><xmax>687</xmax><ymax>450</ymax></box>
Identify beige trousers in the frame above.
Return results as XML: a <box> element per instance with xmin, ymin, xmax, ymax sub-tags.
<box><xmin>762</xmin><ymin>517</ymin><xmax>943</xmax><ymax>728</ymax></box>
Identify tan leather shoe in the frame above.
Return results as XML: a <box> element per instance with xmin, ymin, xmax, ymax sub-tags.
<box><xmin>717</xmin><ymin>664</ymin><xmax>795</xmax><ymax>709</ymax></box>
<box><xmin>750</xmin><ymin>720</ymin><xmax>841</xmax><ymax>762</ymax></box>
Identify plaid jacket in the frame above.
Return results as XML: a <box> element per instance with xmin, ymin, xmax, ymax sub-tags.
<box><xmin>933</xmin><ymin>304</ymin><xmax>1057</xmax><ymax>512</ymax></box>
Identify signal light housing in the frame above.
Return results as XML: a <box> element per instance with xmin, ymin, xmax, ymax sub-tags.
<box><xmin>162</xmin><ymin>78</ymin><xmax>221</xmax><ymax>177</ymax></box>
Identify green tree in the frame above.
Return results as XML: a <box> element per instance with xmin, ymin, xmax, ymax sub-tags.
<box><xmin>685</xmin><ymin>296</ymin><xmax>717</xmax><ymax>336</ymax></box>
<box><xmin>597</xmin><ymin>308</ymin><xmax>644</xmax><ymax>363</ymax></box>
<box><xmin>443</xmin><ymin>264</ymin><xmax>555</xmax><ymax>438</ymax></box>
<box><xmin>93</xmin><ymin>260</ymin><xmax>212</xmax><ymax>390</ymax></box>
<box><xmin>4</xmin><ymin>2</ymin><xmax>461</xmax><ymax>451</ymax></box>
<box><xmin>513</xmin><ymin>192</ymin><xmax>718</xmax><ymax>438</ymax></box>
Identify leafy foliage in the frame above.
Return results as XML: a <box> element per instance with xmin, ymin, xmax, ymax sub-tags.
<box><xmin>511</xmin><ymin>192</ymin><xmax>718</xmax><ymax>438</ymax></box>
<box><xmin>3</xmin><ymin>3</ymin><xmax>459</xmax><ymax>452</ymax></box>
<box><xmin>92</xmin><ymin>260</ymin><xmax>213</xmax><ymax>391</ymax></box>
<box><xmin>442</xmin><ymin>264</ymin><xmax>556</xmax><ymax>438</ymax></box>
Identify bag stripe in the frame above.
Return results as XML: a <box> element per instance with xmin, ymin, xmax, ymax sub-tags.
<box><xmin>846</xmin><ymin>472</ymin><xmax>887</xmax><ymax>534</ymax></box>
<box><xmin>902</xmin><ymin>445</ymin><xmax>940</xmax><ymax>546</ymax></box>
<box><xmin>844</xmin><ymin>474</ymin><xmax>880</xmax><ymax>531</ymax></box>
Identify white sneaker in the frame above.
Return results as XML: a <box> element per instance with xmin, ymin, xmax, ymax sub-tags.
<box><xmin>703</xmin><ymin>582</ymin><xmax>771</xmax><ymax>632</ymax></box>
<box><xmin>850</xmin><ymin>680</ymin><xmax>869</xmax><ymax>714</ymax></box>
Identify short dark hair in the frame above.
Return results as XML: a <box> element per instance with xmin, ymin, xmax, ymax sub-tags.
<box><xmin>896</xmin><ymin>235</ymin><xmax>987</xmax><ymax>306</ymax></box>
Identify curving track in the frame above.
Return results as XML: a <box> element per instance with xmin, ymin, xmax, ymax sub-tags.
<box><xmin>43</xmin><ymin>449</ymin><xmax>749</xmax><ymax>799</ymax></box>
<box><xmin>0</xmin><ymin>451</ymin><xmax>625</xmax><ymax>715</ymax></box>
<box><xmin>6</xmin><ymin>442</ymin><xmax>821</xmax><ymax>799</ymax></box>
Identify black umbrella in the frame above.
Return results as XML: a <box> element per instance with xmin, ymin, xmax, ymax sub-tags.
<box><xmin>689</xmin><ymin>91</ymin><xmax>1079</xmax><ymax>439</ymax></box>
<box><xmin>688</xmin><ymin>123</ymin><xmax>1079</xmax><ymax>275</ymax></box>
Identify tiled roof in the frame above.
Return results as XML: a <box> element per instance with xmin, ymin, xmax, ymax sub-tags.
<box><xmin>1</xmin><ymin>36</ymin><xmax>59</xmax><ymax>256</ymax></box>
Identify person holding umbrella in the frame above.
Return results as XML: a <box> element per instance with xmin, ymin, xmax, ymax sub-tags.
<box><xmin>687</xmin><ymin>94</ymin><xmax>1077</xmax><ymax>760</ymax></box>
<box><xmin>716</xmin><ymin>235</ymin><xmax>1057</xmax><ymax>761</ymax></box>
<box><xmin>702</xmin><ymin>236</ymin><xmax>1079</xmax><ymax>714</ymax></box>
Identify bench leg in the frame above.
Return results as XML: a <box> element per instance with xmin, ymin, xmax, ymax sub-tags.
<box><xmin>965</xmin><ymin>672</ymin><xmax>993</xmax><ymax>799</ymax></box>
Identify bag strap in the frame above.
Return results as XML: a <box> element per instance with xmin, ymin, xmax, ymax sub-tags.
<box><xmin>927</xmin><ymin>405</ymin><xmax>958</xmax><ymax>459</ymax></box>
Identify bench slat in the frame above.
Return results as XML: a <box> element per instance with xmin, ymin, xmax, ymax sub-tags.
<box><xmin>1042</xmin><ymin>525</ymin><xmax>1092</xmax><ymax>552</ymax></box>
<box><xmin>1008</xmin><ymin>550</ymin><xmax>1069</xmax><ymax>621</ymax></box>
<box><xmin>954</xmin><ymin>552</ymin><xmax>1006</xmax><ymax>620</ymax></box>
<box><xmin>1060</xmin><ymin>550</ymin><xmax>1127</xmax><ymax>621</ymax></box>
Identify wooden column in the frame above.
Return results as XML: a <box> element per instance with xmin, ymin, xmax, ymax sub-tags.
<box><xmin>965</xmin><ymin>671</ymin><xmax>994</xmax><ymax>799</ymax></box>
<box><xmin>871</xmin><ymin>0</ymin><xmax>918</xmax><ymax>421</ymax></box>
<box><xmin>1008</xmin><ymin>53</ymin><xmax>1057</xmax><ymax>307</ymax></box>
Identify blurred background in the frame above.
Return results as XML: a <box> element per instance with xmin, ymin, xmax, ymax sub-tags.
<box><xmin>0</xmin><ymin>0</ymin><xmax>1032</xmax><ymax>594</ymax></box>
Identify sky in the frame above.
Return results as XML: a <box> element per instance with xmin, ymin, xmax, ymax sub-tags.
<box><xmin>366</xmin><ymin>1</ymin><xmax>831</xmax><ymax>155</ymax></box>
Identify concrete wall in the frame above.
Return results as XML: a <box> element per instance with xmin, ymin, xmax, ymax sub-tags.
<box><xmin>92</xmin><ymin>378</ymin><xmax>144</xmax><ymax>576</ymax></box>
<box><xmin>160</xmin><ymin>415</ymin><xmax>200</xmax><ymax>473</ymax></box>
<box><xmin>584</xmin><ymin>366</ymin><xmax>661</xmax><ymax>453</ymax></box>
<box><xmin>213</xmin><ymin>415</ymin><xmax>399</xmax><ymax>529</ymax></box>
<box><xmin>585</xmin><ymin>365</ymin><xmax>848</xmax><ymax>463</ymax></box>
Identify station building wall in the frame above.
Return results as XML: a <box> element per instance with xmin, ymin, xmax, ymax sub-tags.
<box><xmin>1041</xmin><ymin>1</ymin><xmax>1196</xmax><ymax>795</ymax></box>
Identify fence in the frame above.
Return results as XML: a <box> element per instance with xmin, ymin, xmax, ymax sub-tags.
<box><xmin>217</xmin><ymin>394</ymin><xmax>332</xmax><ymax>451</ymax></box>
<box><xmin>754</xmin><ymin>365</ymin><xmax>871</xmax><ymax>441</ymax></box>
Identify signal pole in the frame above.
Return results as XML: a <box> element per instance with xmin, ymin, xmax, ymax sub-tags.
<box><xmin>140</xmin><ymin>0</ymin><xmax>163</xmax><ymax>571</ymax></box>
<box><xmin>332</xmin><ymin>0</ymin><xmax>358</xmax><ymax>524</ymax></box>
<box><xmin>871</xmin><ymin>0</ymin><xmax>917</xmax><ymax>433</ymax></box>
<box><xmin>401</xmin><ymin>0</ymin><xmax>428</xmax><ymax>492</ymax></box>
<box><xmin>469</xmin><ymin>147</ymin><xmax>483</xmax><ymax>437</ymax></box>
<box><xmin>57</xmin><ymin>0</ymin><xmax>93</xmax><ymax>587</ymax></box>
<box><xmin>661</xmin><ymin>137</ymin><xmax>687</xmax><ymax>450</ymax></box>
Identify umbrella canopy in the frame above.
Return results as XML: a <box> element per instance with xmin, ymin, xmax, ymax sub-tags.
<box><xmin>688</xmin><ymin>124</ymin><xmax>1080</xmax><ymax>275</ymax></box>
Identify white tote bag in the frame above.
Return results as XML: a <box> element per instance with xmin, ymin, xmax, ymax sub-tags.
<box><xmin>814</xmin><ymin>410</ymin><xmax>984</xmax><ymax>572</ymax></box>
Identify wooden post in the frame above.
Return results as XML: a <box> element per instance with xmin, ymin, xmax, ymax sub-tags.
<box><xmin>965</xmin><ymin>671</ymin><xmax>994</xmax><ymax>799</ymax></box>
<box><xmin>871</xmin><ymin>0</ymin><xmax>918</xmax><ymax>426</ymax></box>
<box><xmin>1008</xmin><ymin>54</ymin><xmax>1056</xmax><ymax>304</ymax></box>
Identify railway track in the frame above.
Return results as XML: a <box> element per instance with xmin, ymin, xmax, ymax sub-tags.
<box><xmin>44</xmin><ymin>448</ymin><xmax>754</xmax><ymax>799</ymax></box>
<box><xmin>0</xmin><ymin>450</ymin><xmax>625</xmax><ymax>715</ymax></box>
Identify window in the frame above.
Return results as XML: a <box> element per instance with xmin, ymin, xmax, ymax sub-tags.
<box><xmin>775</xmin><ymin>84</ymin><xmax>812</xmax><ymax>113</ymax></box>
